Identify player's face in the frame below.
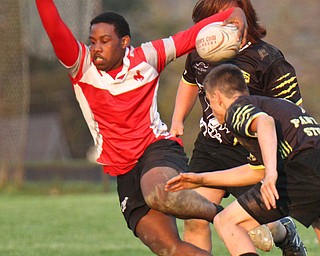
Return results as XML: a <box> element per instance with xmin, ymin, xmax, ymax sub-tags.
<box><xmin>206</xmin><ymin>91</ymin><xmax>226</xmax><ymax>124</ymax></box>
<box><xmin>89</xmin><ymin>23</ymin><xmax>130</xmax><ymax>72</ymax></box>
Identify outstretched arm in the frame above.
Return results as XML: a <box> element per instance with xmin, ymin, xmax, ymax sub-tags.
<box><xmin>36</xmin><ymin>0</ymin><xmax>79</xmax><ymax>66</ymax></box>
<box><xmin>165</xmin><ymin>164</ymin><xmax>264</xmax><ymax>192</ymax></box>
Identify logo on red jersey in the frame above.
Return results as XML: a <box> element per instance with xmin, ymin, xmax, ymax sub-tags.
<box><xmin>134</xmin><ymin>70</ymin><xmax>144</xmax><ymax>81</ymax></box>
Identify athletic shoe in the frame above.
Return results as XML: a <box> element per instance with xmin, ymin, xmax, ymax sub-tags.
<box><xmin>275</xmin><ymin>217</ymin><xmax>307</xmax><ymax>256</ymax></box>
<box><xmin>248</xmin><ymin>224</ymin><xmax>274</xmax><ymax>252</ymax></box>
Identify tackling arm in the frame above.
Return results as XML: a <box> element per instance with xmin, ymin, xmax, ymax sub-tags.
<box><xmin>165</xmin><ymin>164</ymin><xmax>264</xmax><ymax>192</ymax></box>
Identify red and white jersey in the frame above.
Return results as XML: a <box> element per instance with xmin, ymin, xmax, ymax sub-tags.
<box><xmin>36</xmin><ymin>0</ymin><xmax>233</xmax><ymax>176</ymax></box>
<box><xmin>68</xmin><ymin>41</ymin><xmax>182</xmax><ymax>176</ymax></box>
<box><xmin>67</xmin><ymin>23</ymin><xmax>233</xmax><ymax>176</ymax></box>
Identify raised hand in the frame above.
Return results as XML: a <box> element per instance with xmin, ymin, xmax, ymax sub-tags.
<box><xmin>223</xmin><ymin>7</ymin><xmax>248</xmax><ymax>48</ymax></box>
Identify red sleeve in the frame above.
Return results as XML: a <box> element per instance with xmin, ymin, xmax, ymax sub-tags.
<box><xmin>36</xmin><ymin>0</ymin><xmax>79</xmax><ymax>66</ymax></box>
<box><xmin>172</xmin><ymin>8</ymin><xmax>234</xmax><ymax>57</ymax></box>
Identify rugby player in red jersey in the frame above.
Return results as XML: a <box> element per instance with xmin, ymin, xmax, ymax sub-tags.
<box><xmin>35</xmin><ymin>0</ymin><xmax>247</xmax><ymax>255</ymax></box>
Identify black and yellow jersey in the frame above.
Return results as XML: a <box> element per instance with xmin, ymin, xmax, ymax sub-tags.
<box><xmin>226</xmin><ymin>95</ymin><xmax>320</xmax><ymax>167</ymax></box>
<box><xmin>183</xmin><ymin>40</ymin><xmax>302</xmax><ymax>145</ymax></box>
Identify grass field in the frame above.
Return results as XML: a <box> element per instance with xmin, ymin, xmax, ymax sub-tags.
<box><xmin>0</xmin><ymin>182</ymin><xmax>318</xmax><ymax>256</ymax></box>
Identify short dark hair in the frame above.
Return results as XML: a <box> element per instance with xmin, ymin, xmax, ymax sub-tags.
<box><xmin>204</xmin><ymin>64</ymin><xmax>249</xmax><ymax>98</ymax></box>
<box><xmin>192</xmin><ymin>0</ymin><xmax>266</xmax><ymax>42</ymax></box>
<box><xmin>90</xmin><ymin>12</ymin><xmax>131</xmax><ymax>38</ymax></box>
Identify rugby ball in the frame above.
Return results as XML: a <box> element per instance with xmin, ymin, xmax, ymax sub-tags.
<box><xmin>196</xmin><ymin>22</ymin><xmax>241</xmax><ymax>63</ymax></box>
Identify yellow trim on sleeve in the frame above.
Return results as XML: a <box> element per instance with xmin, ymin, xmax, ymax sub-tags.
<box><xmin>181</xmin><ymin>76</ymin><xmax>198</xmax><ymax>87</ymax></box>
<box><xmin>295</xmin><ymin>98</ymin><xmax>303</xmax><ymax>106</ymax></box>
<box><xmin>245</xmin><ymin>112</ymin><xmax>268</xmax><ymax>138</ymax></box>
<box><xmin>249</xmin><ymin>164</ymin><xmax>265</xmax><ymax>170</ymax></box>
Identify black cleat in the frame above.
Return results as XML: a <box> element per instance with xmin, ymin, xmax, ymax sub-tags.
<box><xmin>275</xmin><ymin>217</ymin><xmax>307</xmax><ymax>256</ymax></box>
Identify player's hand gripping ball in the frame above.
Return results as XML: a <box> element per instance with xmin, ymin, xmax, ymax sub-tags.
<box><xmin>196</xmin><ymin>22</ymin><xmax>241</xmax><ymax>63</ymax></box>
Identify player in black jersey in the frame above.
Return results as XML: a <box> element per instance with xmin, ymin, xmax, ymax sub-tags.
<box><xmin>166</xmin><ymin>64</ymin><xmax>320</xmax><ymax>256</ymax></box>
<box><xmin>170</xmin><ymin>0</ymin><xmax>306</xmax><ymax>254</ymax></box>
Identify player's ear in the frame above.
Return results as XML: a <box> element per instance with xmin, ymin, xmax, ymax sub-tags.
<box><xmin>216</xmin><ymin>91</ymin><xmax>223</xmax><ymax>106</ymax></box>
<box><xmin>121</xmin><ymin>35</ymin><xmax>130</xmax><ymax>49</ymax></box>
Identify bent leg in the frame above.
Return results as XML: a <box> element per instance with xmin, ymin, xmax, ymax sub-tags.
<box><xmin>183</xmin><ymin>186</ymin><xmax>225</xmax><ymax>252</ymax></box>
<box><xmin>214</xmin><ymin>200</ymin><xmax>259</xmax><ymax>255</ymax></box>
<box><xmin>141</xmin><ymin>167</ymin><xmax>220</xmax><ymax>222</ymax></box>
<box><xmin>136</xmin><ymin>209</ymin><xmax>211</xmax><ymax>256</ymax></box>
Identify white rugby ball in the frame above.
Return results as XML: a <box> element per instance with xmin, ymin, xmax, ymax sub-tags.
<box><xmin>196</xmin><ymin>22</ymin><xmax>241</xmax><ymax>63</ymax></box>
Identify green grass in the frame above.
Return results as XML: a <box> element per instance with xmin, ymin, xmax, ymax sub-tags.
<box><xmin>0</xmin><ymin>193</ymin><xmax>150</xmax><ymax>256</ymax></box>
<box><xmin>0</xmin><ymin>182</ymin><xmax>318</xmax><ymax>255</ymax></box>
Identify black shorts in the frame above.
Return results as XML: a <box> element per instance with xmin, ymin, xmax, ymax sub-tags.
<box><xmin>189</xmin><ymin>132</ymin><xmax>253</xmax><ymax>197</ymax></box>
<box><xmin>238</xmin><ymin>149</ymin><xmax>320</xmax><ymax>227</ymax></box>
<box><xmin>116</xmin><ymin>139</ymin><xmax>189</xmax><ymax>235</ymax></box>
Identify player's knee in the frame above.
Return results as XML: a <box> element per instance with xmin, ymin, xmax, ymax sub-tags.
<box><xmin>149</xmin><ymin>244</ymin><xmax>176</xmax><ymax>256</ymax></box>
<box><xmin>147</xmin><ymin>238</ymin><xmax>180</xmax><ymax>256</ymax></box>
<box><xmin>213</xmin><ymin>212</ymin><xmax>227</xmax><ymax>234</ymax></box>
<box><xmin>143</xmin><ymin>183</ymin><xmax>169</xmax><ymax>210</ymax></box>
<box><xmin>184</xmin><ymin>218</ymin><xmax>210</xmax><ymax>233</ymax></box>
